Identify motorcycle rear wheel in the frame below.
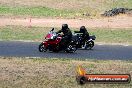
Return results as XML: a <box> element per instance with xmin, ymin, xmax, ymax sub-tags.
<box><xmin>85</xmin><ymin>41</ymin><xmax>94</xmax><ymax>50</ymax></box>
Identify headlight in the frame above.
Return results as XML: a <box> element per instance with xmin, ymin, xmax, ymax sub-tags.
<box><xmin>51</xmin><ymin>36</ymin><xmax>54</xmax><ymax>39</ymax></box>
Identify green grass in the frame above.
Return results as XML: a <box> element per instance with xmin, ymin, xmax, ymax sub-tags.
<box><xmin>0</xmin><ymin>57</ymin><xmax>132</xmax><ymax>88</ymax></box>
<box><xmin>0</xmin><ymin>5</ymin><xmax>78</xmax><ymax>18</ymax></box>
<box><xmin>0</xmin><ymin>26</ymin><xmax>132</xmax><ymax>44</ymax></box>
<box><xmin>0</xmin><ymin>26</ymin><xmax>46</xmax><ymax>41</ymax></box>
<box><xmin>89</xmin><ymin>28</ymin><xmax>132</xmax><ymax>44</ymax></box>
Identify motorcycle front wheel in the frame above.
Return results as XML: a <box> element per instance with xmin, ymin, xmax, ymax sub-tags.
<box><xmin>39</xmin><ymin>43</ymin><xmax>47</xmax><ymax>52</ymax></box>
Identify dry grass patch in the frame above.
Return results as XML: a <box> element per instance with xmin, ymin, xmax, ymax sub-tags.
<box><xmin>0</xmin><ymin>57</ymin><xmax>132</xmax><ymax>88</ymax></box>
<box><xmin>0</xmin><ymin>0</ymin><xmax>131</xmax><ymax>18</ymax></box>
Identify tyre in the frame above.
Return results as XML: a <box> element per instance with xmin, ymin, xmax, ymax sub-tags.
<box><xmin>66</xmin><ymin>44</ymin><xmax>77</xmax><ymax>53</ymax></box>
<box><xmin>85</xmin><ymin>40</ymin><xmax>94</xmax><ymax>50</ymax></box>
<box><xmin>76</xmin><ymin>76</ymin><xmax>87</xmax><ymax>85</ymax></box>
<box><xmin>39</xmin><ymin>43</ymin><xmax>47</xmax><ymax>52</ymax></box>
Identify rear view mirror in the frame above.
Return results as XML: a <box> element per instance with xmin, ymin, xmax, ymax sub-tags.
<box><xmin>51</xmin><ymin>28</ymin><xmax>54</xmax><ymax>31</ymax></box>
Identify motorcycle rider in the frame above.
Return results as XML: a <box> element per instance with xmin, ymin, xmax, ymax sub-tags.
<box><xmin>57</xmin><ymin>24</ymin><xmax>72</xmax><ymax>48</ymax></box>
<box><xmin>75</xmin><ymin>26</ymin><xmax>90</xmax><ymax>44</ymax></box>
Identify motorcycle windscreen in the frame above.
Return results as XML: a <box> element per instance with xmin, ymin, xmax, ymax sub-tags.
<box><xmin>45</xmin><ymin>33</ymin><xmax>53</xmax><ymax>39</ymax></box>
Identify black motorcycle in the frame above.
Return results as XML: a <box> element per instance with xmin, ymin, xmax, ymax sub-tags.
<box><xmin>72</xmin><ymin>32</ymin><xmax>96</xmax><ymax>50</ymax></box>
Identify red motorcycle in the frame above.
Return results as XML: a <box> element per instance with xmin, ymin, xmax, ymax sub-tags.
<box><xmin>39</xmin><ymin>28</ymin><xmax>77</xmax><ymax>53</ymax></box>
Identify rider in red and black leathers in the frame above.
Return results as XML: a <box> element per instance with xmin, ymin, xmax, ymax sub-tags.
<box><xmin>57</xmin><ymin>24</ymin><xmax>72</xmax><ymax>48</ymax></box>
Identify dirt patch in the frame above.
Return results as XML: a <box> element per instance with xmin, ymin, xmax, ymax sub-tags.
<box><xmin>0</xmin><ymin>0</ymin><xmax>106</xmax><ymax>9</ymax></box>
<box><xmin>0</xmin><ymin>16</ymin><xmax>132</xmax><ymax>28</ymax></box>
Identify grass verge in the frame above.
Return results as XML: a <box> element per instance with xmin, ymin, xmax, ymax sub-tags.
<box><xmin>0</xmin><ymin>5</ymin><xmax>80</xmax><ymax>18</ymax></box>
<box><xmin>0</xmin><ymin>26</ymin><xmax>132</xmax><ymax>44</ymax></box>
<box><xmin>0</xmin><ymin>57</ymin><xmax>132</xmax><ymax>88</ymax></box>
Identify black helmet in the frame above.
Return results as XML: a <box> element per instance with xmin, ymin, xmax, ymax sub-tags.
<box><xmin>62</xmin><ymin>24</ymin><xmax>68</xmax><ymax>31</ymax></box>
<box><xmin>80</xmin><ymin>26</ymin><xmax>86</xmax><ymax>33</ymax></box>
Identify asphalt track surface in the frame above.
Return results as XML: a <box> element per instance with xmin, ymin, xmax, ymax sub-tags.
<box><xmin>0</xmin><ymin>41</ymin><xmax>132</xmax><ymax>60</ymax></box>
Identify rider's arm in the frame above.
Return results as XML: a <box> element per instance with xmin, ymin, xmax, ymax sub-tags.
<box><xmin>56</xmin><ymin>30</ymin><xmax>62</xmax><ymax>33</ymax></box>
<box><xmin>84</xmin><ymin>31</ymin><xmax>90</xmax><ymax>38</ymax></box>
<box><xmin>74</xmin><ymin>31</ymin><xmax>80</xmax><ymax>33</ymax></box>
